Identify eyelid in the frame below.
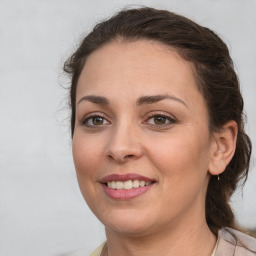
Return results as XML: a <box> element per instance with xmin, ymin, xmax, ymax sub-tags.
<box><xmin>144</xmin><ymin>111</ymin><xmax>177</xmax><ymax>120</ymax></box>
<box><xmin>80</xmin><ymin>112</ymin><xmax>111</xmax><ymax>126</ymax></box>
<box><xmin>143</xmin><ymin>111</ymin><xmax>178</xmax><ymax>127</ymax></box>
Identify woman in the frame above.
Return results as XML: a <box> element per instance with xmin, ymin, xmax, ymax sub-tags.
<box><xmin>64</xmin><ymin>7</ymin><xmax>256</xmax><ymax>256</ymax></box>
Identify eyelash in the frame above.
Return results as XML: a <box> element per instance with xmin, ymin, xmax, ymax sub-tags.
<box><xmin>81</xmin><ymin>113</ymin><xmax>177</xmax><ymax>129</ymax></box>
<box><xmin>81</xmin><ymin>114</ymin><xmax>111</xmax><ymax>128</ymax></box>
<box><xmin>144</xmin><ymin>113</ymin><xmax>177</xmax><ymax>128</ymax></box>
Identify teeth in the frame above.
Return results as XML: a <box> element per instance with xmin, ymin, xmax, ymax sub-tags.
<box><xmin>124</xmin><ymin>180</ymin><xmax>133</xmax><ymax>190</ymax></box>
<box><xmin>111</xmin><ymin>181</ymin><xmax>116</xmax><ymax>189</ymax></box>
<box><xmin>140</xmin><ymin>181</ymin><xmax>145</xmax><ymax>187</ymax></box>
<box><xmin>106</xmin><ymin>180</ymin><xmax>153</xmax><ymax>190</ymax></box>
<box><xmin>116</xmin><ymin>181</ymin><xmax>124</xmax><ymax>189</ymax></box>
<box><xmin>133</xmin><ymin>180</ymin><xmax>140</xmax><ymax>188</ymax></box>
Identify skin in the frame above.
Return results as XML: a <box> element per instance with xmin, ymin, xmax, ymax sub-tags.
<box><xmin>72</xmin><ymin>39</ymin><xmax>237</xmax><ymax>256</ymax></box>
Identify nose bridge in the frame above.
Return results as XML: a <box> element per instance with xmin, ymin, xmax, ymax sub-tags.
<box><xmin>105</xmin><ymin>118</ymin><xmax>142</xmax><ymax>162</ymax></box>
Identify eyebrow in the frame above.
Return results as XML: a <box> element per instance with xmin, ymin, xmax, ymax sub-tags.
<box><xmin>136</xmin><ymin>94</ymin><xmax>188</xmax><ymax>108</ymax></box>
<box><xmin>77</xmin><ymin>94</ymin><xmax>187</xmax><ymax>108</ymax></box>
<box><xmin>77</xmin><ymin>95</ymin><xmax>109</xmax><ymax>105</ymax></box>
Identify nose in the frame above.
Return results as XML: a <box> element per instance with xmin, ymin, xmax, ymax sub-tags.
<box><xmin>105</xmin><ymin>122</ymin><xmax>143</xmax><ymax>163</ymax></box>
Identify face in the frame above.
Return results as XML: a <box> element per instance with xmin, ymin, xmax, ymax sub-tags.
<box><xmin>72</xmin><ymin>40</ymin><xmax>214</xmax><ymax>237</ymax></box>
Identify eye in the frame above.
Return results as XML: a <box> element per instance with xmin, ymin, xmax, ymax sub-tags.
<box><xmin>82</xmin><ymin>115</ymin><xmax>110</xmax><ymax>127</ymax></box>
<box><xmin>146</xmin><ymin>114</ymin><xmax>176</xmax><ymax>126</ymax></box>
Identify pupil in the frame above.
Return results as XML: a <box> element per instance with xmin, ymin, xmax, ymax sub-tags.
<box><xmin>93</xmin><ymin>117</ymin><xmax>103</xmax><ymax>125</ymax></box>
<box><xmin>154</xmin><ymin>116</ymin><xmax>166</xmax><ymax>124</ymax></box>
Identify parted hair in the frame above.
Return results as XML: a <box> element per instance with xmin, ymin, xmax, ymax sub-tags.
<box><xmin>64</xmin><ymin>7</ymin><xmax>252</xmax><ymax>235</ymax></box>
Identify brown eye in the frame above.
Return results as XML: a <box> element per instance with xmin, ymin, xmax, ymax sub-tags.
<box><xmin>154</xmin><ymin>116</ymin><xmax>167</xmax><ymax>125</ymax></box>
<box><xmin>92</xmin><ymin>116</ymin><xmax>104</xmax><ymax>125</ymax></box>
<box><xmin>146</xmin><ymin>114</ymin><xmax>176</xmax><ymax>127</ymax></box>
<box><xmin>82</xmin><ymin>115</ymin><xmax>110</xmax><ymax>127</ymax></box>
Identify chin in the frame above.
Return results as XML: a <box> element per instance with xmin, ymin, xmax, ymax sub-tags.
<box><xmin>106</xmin><ymin>221</ymin><xmax>154</xmax><ymax>237</ymax></box>
<box><xmin>97</xmin><ymin>208</ymin><xmax>155</xmax><ymax>236</ymax></box>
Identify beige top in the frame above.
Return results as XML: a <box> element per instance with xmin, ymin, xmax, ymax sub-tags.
<box><xmin>90</xmin><ymin>242</ymin><xmax>106</xmax><ymax>256</ymax></box>
<box><xmin>215</xmin><ymin>227</ymin><xmax>256</xmax><ymax>256</ymax></box>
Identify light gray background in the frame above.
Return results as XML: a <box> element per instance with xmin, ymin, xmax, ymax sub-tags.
<box><xmin>0</xmin><ymin>0</ymin><xmax>255</xmax><ymax>255</ymax></box>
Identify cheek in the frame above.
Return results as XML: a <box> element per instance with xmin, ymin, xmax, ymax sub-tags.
<box><xmin>72</xmin><ymin>132</ymin><xmax>105</xmax><ymax>180</ymax></box>
<box><xmin>146</xmin><ymin>132</ymin><xmax>211</xmax><ymax>218</ymax></box>
<box><xmin>146</xmin><ymin>128</ymin><xmax>211</xmax><ymax>187</ymax></box>
<box><xmin>72</xmin><ymin>132</ymin><xmax>107</xmax><ymax>211</ymax></box>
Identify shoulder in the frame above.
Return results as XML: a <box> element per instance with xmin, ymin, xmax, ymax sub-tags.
<box><xmin>216</xmin><ymin>227</ymin><xmax>256</xmax><ymax>256</ymax></box>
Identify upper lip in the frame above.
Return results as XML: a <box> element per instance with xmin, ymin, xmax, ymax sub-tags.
<box><xmin>100</xmin><ymin>173</ymin><xmax>155</xmax><ymax>183</ymax></box>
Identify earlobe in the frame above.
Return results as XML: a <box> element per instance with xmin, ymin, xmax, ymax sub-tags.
<box><xmin>208</xmin><ymin>120</ymin><xmax>238</xmax><ymax>176</ymax></box>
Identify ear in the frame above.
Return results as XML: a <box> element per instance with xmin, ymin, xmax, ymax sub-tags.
<box><xmin>208</xmin><ymin>120</ymin><xmax>238</xmax><ymax>176</ymax></box>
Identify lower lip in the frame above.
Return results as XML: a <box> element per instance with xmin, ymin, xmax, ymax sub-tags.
<box><xmin>102</xmin><ymin>183</ymin><xmax>154</xmax><ymax>200</ymax></box>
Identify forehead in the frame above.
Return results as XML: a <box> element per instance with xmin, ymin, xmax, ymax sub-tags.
<box><xmin>76</xmin><ymin>39</ymin><xmax>203</xmax><ymax>107</ymax></box>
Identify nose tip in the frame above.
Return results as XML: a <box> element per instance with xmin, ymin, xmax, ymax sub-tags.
<box><xmin>107</xmin><ymin>149</ymin><xmax>141</xmax><ymax>163</ymax></box>
<box><xmin>105</xmin><ymin>128</ymin><xmax>143</xmax><ymax>163</ymax></box>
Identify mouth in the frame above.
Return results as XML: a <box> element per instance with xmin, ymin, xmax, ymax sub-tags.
<box><xmin>105</xmin><ymin>180</ymin><xmax>154</xmax><ymax>190</ymax></box>
<box><xmin>100</xmin><ymin>173</ymin><xmax>156</xmax><ymax>200</ymax></box>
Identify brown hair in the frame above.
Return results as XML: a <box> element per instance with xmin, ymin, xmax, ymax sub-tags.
<box><xmin>64</xmin><ymin>7</ymin><xmax>252</xmax><ymax>235</ymax></box>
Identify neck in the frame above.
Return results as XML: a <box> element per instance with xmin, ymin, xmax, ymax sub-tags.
<box><xmin>104</xmin><ymin>212</ymin><xmax>217</xmax><ymax>256</ymax></box>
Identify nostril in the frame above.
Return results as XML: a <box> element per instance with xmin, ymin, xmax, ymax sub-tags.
<box><xmin>106</xmin><ymin>143</ymin><xmax>143</xmax><ymax>162</ymax></box>
<box><xmin>107</xmin><ymin>153</ymin><xmax>136</xmax><ymax>162</ymax></box>
<box><xmin>107</xmin><ymin>154</ymin><xmax>114</xmax><ymax>160</ymax></box>
<box><xmin>126</xmin><ymin>154</ymin><xmax>135</xmax><ymax>158</ymax></box>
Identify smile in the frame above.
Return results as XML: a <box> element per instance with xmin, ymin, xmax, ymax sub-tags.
<box><xmin>101</xmin><ymin>173</ymin><xmax>156</xmax><ymax>200</ymax></box>
<box><xmin>107</xmin><ymin>180</ymin><xmax>153</xmax><ymax>190</ymax></box>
